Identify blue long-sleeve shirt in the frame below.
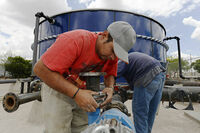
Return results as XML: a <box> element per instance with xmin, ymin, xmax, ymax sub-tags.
<box><xmin>117</xmin><ymin>52</ymin><xmax>164</xmax><ymax>88</ymax></box>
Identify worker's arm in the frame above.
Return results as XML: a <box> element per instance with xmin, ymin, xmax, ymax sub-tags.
<box><xmin>100</xmin><ymin>75</ymin><xmax>115</xmax><ymax>106</ymax></box>
<box><xmin>34</xmin><ymin>59</ymin><xmax>98</xmax><ymax>112</ymax></box>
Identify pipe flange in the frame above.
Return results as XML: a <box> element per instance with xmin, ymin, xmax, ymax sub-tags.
<box><xmin>2</xmin><ymin>92</ymin><xmax>20</xmax><ymax>113</ymax></box>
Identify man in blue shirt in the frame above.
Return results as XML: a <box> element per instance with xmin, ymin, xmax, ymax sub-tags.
<box><xmin>117</xmin><ymin>52</ymin><xmax>166</xmax><ymax>133</ymax></box>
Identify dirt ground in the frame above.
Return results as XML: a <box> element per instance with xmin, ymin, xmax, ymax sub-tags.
<box><xmin>0</xmin><ymin>83</ymin><xmax>200</xmax><ymax>133</ymax></box>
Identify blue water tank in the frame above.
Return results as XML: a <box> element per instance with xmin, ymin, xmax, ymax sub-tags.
<box><xmin>37</xmin><ymin>9</ymin><xmax>168</xmax><ymax>83</ymax></box>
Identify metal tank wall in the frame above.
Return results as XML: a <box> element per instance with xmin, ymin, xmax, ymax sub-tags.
<box><xmin>37</xmin><ymin>9</ymin><xmax>168</xmax><ymax>82</ymax></box>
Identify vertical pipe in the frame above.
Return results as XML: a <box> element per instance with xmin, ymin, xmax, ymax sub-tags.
<box><xmin>175</xmin><ymin>37</ymin><xmax>184</xmax><ymax>79</ymax></box>
<box><xmin>20</xmin><ymin>82</ymin><xmax>24</xmax><ymax>94</ymax></box>
<box><xmin>163</xmin><ymin>36</ymin><xmax>189</xmax><ymax>79</ymax></box>
<box><xmin>27</xmin><ymin>82</ymin><xmax>31</xmax><ymax>93</ymax></box>
<box><xmin>31</xmin><ymin>14</ymin><xmax>40</xmax><ymax>76</ymax></box>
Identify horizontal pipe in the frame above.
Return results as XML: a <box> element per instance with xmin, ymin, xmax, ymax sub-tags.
<box><xmin>0</xmin><ymin>79</ymin><xmax>16</xmax><ymax>84</ymax></box>
<box><xmin>165</xmin><ymin>79</ymin><xmax>200</xmax><ymax>86</ymax></box>
<box><xmin>2</xmin><ymin>84</ymin><xmax>200</xmax><ymax>113</ymax></box>
<box><xmin>116</xmin><ymin>84</ymin><xmax>200</xmax><ymax>102</ymax></box>
<box><xmin>2</xmin><ymin>91</ymin><xmax>41</xmax><ymax>113</ymax></box>
<box><xmin>161</xmin><ymin>86</ymin><xmax>200</xmax><ymax>102</ymax></box>
<box><xmin>0</xmin><ymin>78</ymin><xmax>32</xmax><ymax>84</ymax></box>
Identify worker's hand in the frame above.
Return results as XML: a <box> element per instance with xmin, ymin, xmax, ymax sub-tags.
<box><xmin>100</xmin><ymin>87</ymin><xmax>113</xmax><ymax>107</ymax></box>
<box><xmin>74</xmin><ymin>89</ymin><xmax>99</xmax><ymax>112</ymax></box>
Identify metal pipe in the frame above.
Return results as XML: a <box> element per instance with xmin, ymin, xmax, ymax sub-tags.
<box><xmin>20</xmin><ymin>82</ymin><xmax>24</xmax><ymax>94</ymax></box>
<box><xmin>27</xmin><ymin>82</ymin><xmax>31</xmax><ymax>93</ymax></box>
<box><xmin>115</xmin><ymin>84</ymin><xmax>200</xmax><ymax>103</ymax></box>
<box><xmin>161</xmin><ymin>86</ymin><xmax>200</xmax><ymax>102</ymax></box>
<box><xmin>163</xmin><ymin>36</ymin><xmax>200</xmax><ymax>80</ymax></box>
<box><xmin>2</xmin><ymin>91</ymin><xmax>41</xmax><ymax>113</ymax></box>
<box><xmin>31</xmin><ymin>12</ymin><xmax>55</xmax><ymax>76</ymax></box>
<box><xmin>165</xmin><ymin>79</ymin><xmax>200</xmax><ymax>86</ymax></box>
<box><xmin>31</xmin><ymin>12</ymin><xmax>41</xmax><ymax>76</ymax></box>
<box><xmin>0</xmin><ymin>78</ymin><xmax>32</xmax><ymax>84</ymax></box>
<box><xmin>79</xmin><ymin>72</ymin><xmax>105</xmax><ymax>91</ymax></box>
<box><xmin>39</xmin><ymin>12</ymin><xmax>55</xmax><ymax>24</ymax></box>
<box><xmin>0</xmin><ymin>79</ymin><xmax>17</xmax><ymax>84</ymax></box>
<box><xmin>175</xmin><ymin>36</ymin><xmax>187</xmax><ymax>79</ymax></box>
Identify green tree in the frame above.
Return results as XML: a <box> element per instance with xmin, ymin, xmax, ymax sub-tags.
<box><xmin>191</xmin><ymin>59</ymin><xmax>200</xmax><ymax>73</ymax></box>
<box><xmin>167</xmin><ymin>57</ymin><xmax>190</xmax><ymax>78</ymax></box>
<box><xmin>4</xmin><ymin>56</ymin><xmax>32</xmax><ymax>78</ymax></box>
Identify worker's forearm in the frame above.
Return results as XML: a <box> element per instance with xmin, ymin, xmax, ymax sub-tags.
<box><xmin>104</xmin><ymin>75</ymin><xmax>115</xmax><ymax>88</ymax></box>
<box><xmin>33</xmin><ymin>60</ymin><xmax>78</xmax><ymax>98</ymax></box>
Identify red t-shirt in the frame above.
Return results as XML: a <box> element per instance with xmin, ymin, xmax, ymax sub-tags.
<box><xmin>41</xmin><ymin>29</ymin><xmax>118</xmax><ymax>78</ymax></box>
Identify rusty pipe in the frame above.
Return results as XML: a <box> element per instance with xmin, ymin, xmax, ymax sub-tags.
<box><xmin>2</xmin><ymin>91</ymin><xmax>41</xmax><ymax>113</ymax></box>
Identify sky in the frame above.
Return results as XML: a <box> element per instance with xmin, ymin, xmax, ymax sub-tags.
<box><xmin>0</xmin><ymin>0</ymin><xmax>200</xmax><ymax>62</ymax></box>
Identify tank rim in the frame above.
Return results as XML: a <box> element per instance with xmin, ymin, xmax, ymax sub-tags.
<box><xmin>39</xmin><ymin>8</ymin><xmax>166</xmax><ymax>35</ymax></box>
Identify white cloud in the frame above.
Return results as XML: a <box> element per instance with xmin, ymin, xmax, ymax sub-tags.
<box><xmin>0</xmin><ymin>0</ymin><xmax>71</xmax><ymax>60</ymax></box>
<box><xmin>79</xmin><ymin>0</ymin><xmax>93</xmax><ymax>4</ymax></box>
<box><xmin>87</xmin><ymin>0</ymin><xmax>124</xmax><ymax>10</ymax></box>
<box><xmin>1</xmin><ymin>0</ymin><xmax>200</xmax><ymax>61</ymax></box>
<box><xmin>194</xmin><ymin>0</ymin><xmax>200</xmax><ymax>3</ymax></box>
<box><xmin>0</xmin><ymin>16</ymin><xmax>33</xmax><ymax>59</ymax></box>
<box><xmin>0</xmin><ymin>0</ymin><xmax>71</xmax><ymax>28</ymax></box>
<box><xmin>183</xmin><ymin>16</ymin><xmax>200</xmax><ymax>41</ymax></box>
<box><xmin>191</xmin><ymin>28</ymin><xmax>200</xmax><ymax>40</ymax></box>
<box><xmin>181</xmin><ymin>4</ymin><xmax>196</xmax><ymax>13</ymax></box>
<box><xmin>183</xmin><ymin>16</ymin><xmax>200</xmax><ymax>25</ymax></box>
<box><xmin>168</xmin><ymin>51</ymin><xmax>199</xmax><ymax>61</ymax></box>
<box><xmin>181</xmin><ymin>0</ymin><xmax>200</xmax><ymax>13</ymax></box>
<box><xmin>85</xmin><ymin>0</ymin><xmax>199</xmax><ymax>17</ymax></box>
<box><xmin>79</xmin><ymin>0</ymin><xmax>93</xmax><ymax>7</ymax></box>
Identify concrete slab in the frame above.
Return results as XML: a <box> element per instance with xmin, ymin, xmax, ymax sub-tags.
<box><xmin>184</xmin><ymin>111</ymin><xmax>200</xmax><ymax>124</ymax></box>
<box><xmin>1</xmin><ymin>84</ymin><xmax>200</xmax><ymax>133</ymax></box>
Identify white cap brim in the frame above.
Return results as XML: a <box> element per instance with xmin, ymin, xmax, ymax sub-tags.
<box><xmin>113</xmin><ymin>40</ymin><xmax>129</xmax><ymax>64</ymax></box>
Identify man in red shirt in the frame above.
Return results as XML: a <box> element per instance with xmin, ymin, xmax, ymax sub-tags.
<box><xmin>33</xmin><ymin>21</ymin><xmax>136</xmax><ymax>133</ymax></box>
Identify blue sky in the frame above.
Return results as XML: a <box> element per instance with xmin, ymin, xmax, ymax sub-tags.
<box><xmin>0</xmin><ymin>0</ymin><xmax>200</xmax><ymax>61</ymax></box>
<box><xmin>157</xmin><ymin>6</ymin><xmax>200</xmax><ymax>58</ymax></box>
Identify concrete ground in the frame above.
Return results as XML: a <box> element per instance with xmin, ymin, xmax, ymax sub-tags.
<box><xmin>125</xmin><ymin>100</ymin><xmax>200</xmax><ymax>133</ymax></box>
<box><xmin>0</xmin><ymin>83</ymin><xmax>200</xmax><ymax>133</ymax></box>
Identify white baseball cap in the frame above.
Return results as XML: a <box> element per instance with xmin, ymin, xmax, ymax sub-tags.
<box><xmin>107</xmin><ymin>21</ymin><xmax>136</xmax><ymax>64</ymax></box>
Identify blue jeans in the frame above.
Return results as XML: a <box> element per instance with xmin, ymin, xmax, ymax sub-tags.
<box><xmin>132</xmin><ymin>72</ymin><xmax>165</xmax><ymax>133</ymax></box>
